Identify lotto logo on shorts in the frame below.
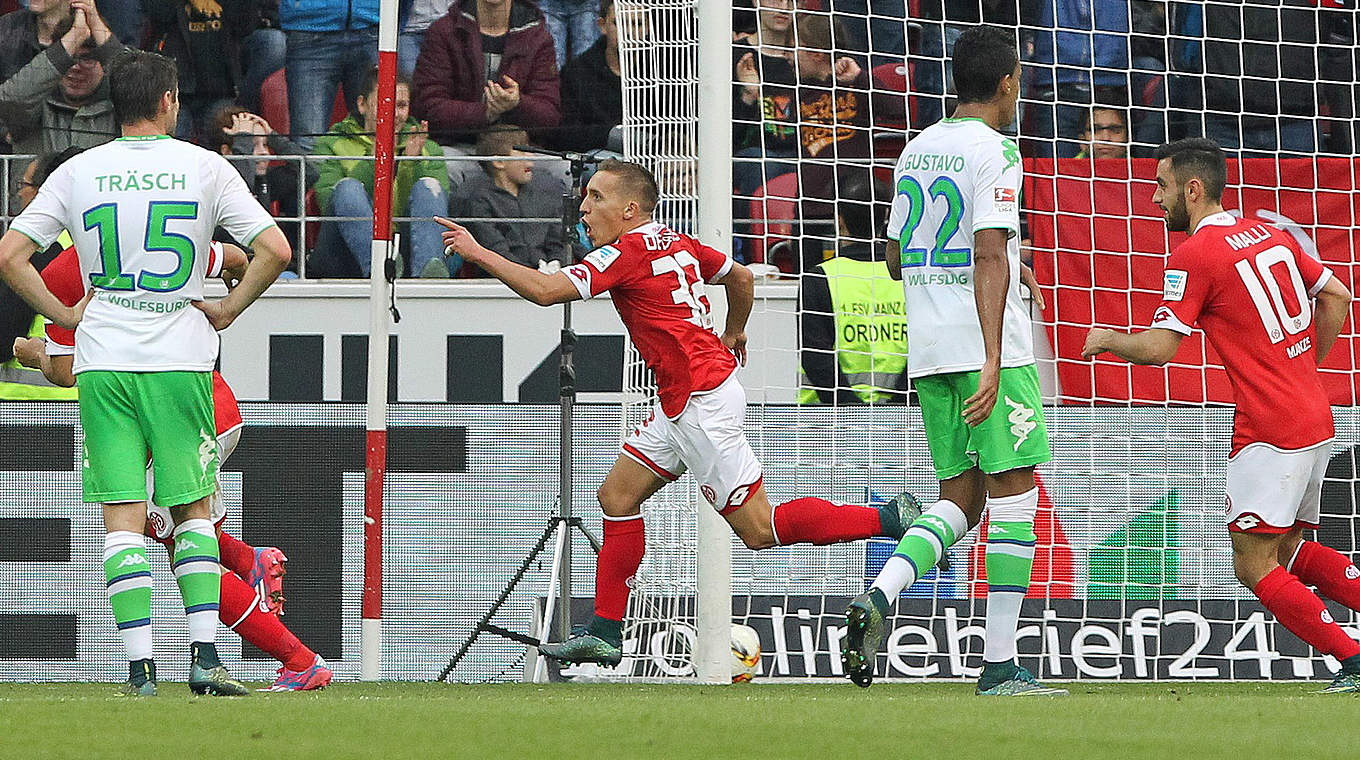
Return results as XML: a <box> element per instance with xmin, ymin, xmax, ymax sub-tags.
<box><xmin>1322</xmin><ymin>609</ymin><xmax>1335</xmax><ymax>624</ymax></box>
<box><xmin>700</xmin><ymin>485</ymin><xmax>717</xmax><ymax>505</ymax></box>
<box><xmin>1347</xmin><ymin>565</ymin><xmax>1360</xmax><ymax>580</ymax></box>
<box><xmin>148</xmin><ymin>511</ymin><xmax>167</xmax><ymax>538</ymax></box>
<box><xmin>1233</xmin><ymin>514</ymin><xmax>1260</xmax><ymax>531</ymax></box>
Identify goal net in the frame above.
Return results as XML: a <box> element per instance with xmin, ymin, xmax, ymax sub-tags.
<box><xmin>602</xmin><ymin>0</ymin><xmax>1360</xmax><ymax>683</ymax></box>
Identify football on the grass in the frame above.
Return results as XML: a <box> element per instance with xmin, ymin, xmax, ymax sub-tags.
<box><xmin>730</xmin><ymin>624</ymin><xmax>761</xmax><ymax>683</ymax></box>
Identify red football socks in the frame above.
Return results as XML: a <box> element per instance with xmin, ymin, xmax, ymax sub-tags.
<box><xmin>218</xmin><ymin>531</ymin><xmax>256</xmax><ymax>579</ymax></box>
<box><xmin>219</xmin><ymin>570</ymin><xmax>314</xmax><ymax>672</ymax></box>
<box><xmin>595</xmin><ymin>515</ymin><xmax>646</xmax><ymax>622</ymax></box>
<box><xmin>772</xmin><ymin>498</ymin><xmax>881</xmax><ymax>546</ymax></box>
<box><xmin>1291</xmin><ymin>541</ymin><xmax>1360</xmax><ymax>612</ymax></box>
<box><xmin>1255</xmin><ymin>565</ymin><xmax>1360</xmax><ymax>661</ymax></box>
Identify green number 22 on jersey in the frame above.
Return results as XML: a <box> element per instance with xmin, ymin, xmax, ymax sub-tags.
<box><xmin>895</xmin><ymin>175</ymin><xmax>970</xmax><ymax>268</ymax></box>
<box><xmin>83</xmin><ymin>201</ymin><xmax>198</xmax><ymax>292</ymax></box>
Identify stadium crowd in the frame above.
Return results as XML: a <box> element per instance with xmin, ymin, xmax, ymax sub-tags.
<box><xmin>0</xmin><ymin>0</ymin><xmax>1351</xmax><ymax>278</ymax></box>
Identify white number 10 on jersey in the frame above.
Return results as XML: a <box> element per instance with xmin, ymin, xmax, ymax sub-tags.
<box><xmin>1234</xmin><ymin>244</ymin><xmax>1312</xmax><ymax>344</ymax></box>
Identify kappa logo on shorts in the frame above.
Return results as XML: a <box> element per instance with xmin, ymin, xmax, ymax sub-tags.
<box><xmin>1003</xmin><ymin>396</ymin><xmax>1036</xmax><ymax>451</ymax></box>
<box><xmin>1348</xmin><ymin>565</ymin><xmax>1360</xmax><ymax>580</ymax></box>
<box><xmin>1233</xmin><ymin>514</ymin><xmax>1260</xmax><ymax>531</ymax></box>
<box><xmin>198</xmin><ymin>430</ymin><xmax>215</xmax><ymax>473</ymax></box>
<box><xmin>700</xmin><ymin>485</ymin><xmax>717</xmax><ymax>505</ymax></box>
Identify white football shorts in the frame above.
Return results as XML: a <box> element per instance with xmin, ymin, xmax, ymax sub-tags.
<box><xmin>622</xmin><ymin>372</ymin><xmax>763</xmax><ymax>515</ymax></box>
<box><xmin>1225</xmin><ymin>440</ymin><xmax>1331</xmax><ymax>534</ymax></box>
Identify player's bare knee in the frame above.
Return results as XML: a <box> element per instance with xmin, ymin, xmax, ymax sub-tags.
<box><xmin>596</xmin><ymin>483</ymin><xmax>641</xmax><ymax>519</ymax></box>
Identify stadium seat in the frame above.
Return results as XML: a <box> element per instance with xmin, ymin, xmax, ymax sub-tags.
<box><xmin>258</xmin><ymin>69</ymin><xmax>350</xmax><ymax>137</ymax></box>
<box><xmin>747</xmin><ymin>172</ymin><xmax>799</xmax><ymax>273</ymax></box>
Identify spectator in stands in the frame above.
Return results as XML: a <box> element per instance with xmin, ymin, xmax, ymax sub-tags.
<box><xmin>1185</xmin><ymin>0</ymin><xmax>1353</xmax><ymax>156</ymax></box>
<box><xmin>413</xmin><ymin>0</ymin><xmax>560</xmax><ymax>188</ymax></box>
<box><xmin>540</xmin><ymin>0</ymin><xmax>599</xmax><ymax>71</ymax></box>
<box><xmin>208</xmin><ymin>105</ymin><xmax>309</xmax><ymax>259</ymax></box>
<box><xmin>143</xmin><ymin>0</ymin><xmax>254</xmax><ymax>144</ymax></box>
<box><xmin>798</xmin><ymin>174</ymin><xmax>907</xmax><ymax>405</ymax></box>
<box><xmin>791</xmin><ymin>11</ymin><xmax>903</xmax><ymax>270</ymax></box>
<box><xmin>0</xmin><ymin>0</ymin><xmax>125</xmax><ymax>155</ymax></box>
<box><xmin>280</xmin><ymin>0</ymin><xmax>379</xmax><ymax>151</ymax></box>
<box><xmin>238</xmin><ymin>0</ymin><xmax>285</xmax><ymax>113</ymax></box>
<box><xmin>828</xmin><ymin>0</ymin><xmax>906</xmax><ymax>66</ymax></box>
<box><xmin>0</xmin><ymin>0</ymin><xmax>71</xmax><ymax>84</ymax></box>
<box><xmin>310</xmin><ymin>66</ymin><xmax>450</xmax><ymax>279</ymax></box>
<box><xmin>453</xmin><ymin>127</ymin><xmax>568</xmax><ymax>275</ymax></box>
<box><xmin>1076</xmin><ymin>105</ymin><xmax>1129</xmax><ymax>159</ymax></box>
<box><xmin>912</xmin><ymin>0</ymin><xmax>1028</xmax><ymax>128</ymax></box>
<box><xmin>0</xmin><ymin>147</ymin><xmax>82</xmax><ymax>399</ymax></box>
<box><xmin>97</xmin><ymin>0</ymin><xmax>143</xmax><ymax>44</ymax></box>
<box><xmin>1023</xmin><ymin>0</ymin><xmax>1131</xmax><ymax>158</ymax></box>
<box><xmin>554</xmin><ymin>0</ymin><xmax>622</xmax><ymax>153</ymax></box>
<box><xmin>398</xmin><ymin>0</ymin><xmax>444</xmax><ymax>80</ymax></box>
<box><xmin>732</xmin><ymin>0</ymin><xmax>797</xmax><ymax>196</ymax></box>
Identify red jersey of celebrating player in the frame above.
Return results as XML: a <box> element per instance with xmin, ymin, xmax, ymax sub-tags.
<box><xmin>1150</xmin><ymin>212</ymin><xmax>1334</xmax><ymax>455</ymax></box>
<box><xmin>40</xmin><ymin>245</ymin><xmax>242</xmax><ymax>436</ymax></box>
<box><xmin>563</xmin><ymin>221</ymin><xmax>738</xmax><ymax>418</ymax></box>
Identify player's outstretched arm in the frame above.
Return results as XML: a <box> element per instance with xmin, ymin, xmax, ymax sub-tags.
<box><xmin>194</xmin><ymin>226</ymin><xmax>291</xmax><ymax>331</ymax></box>
<box><xmin>0</xmin><ymin>230</ymin><xmax>86</xmax><ymax>329</ymax></box>
<box><xmin>435</xmin><ymin>217</ymin><xmax>580</xmax><ymax>306</ymax></box>
<box><xmin>1082</xmin><ymin>327</ymin><xmax>1183</xmax><ymax>366</ymax></box>
<box><xmin>718</xmin><ymin>262</ymin><xmax>754</xmax><ymax>366</ymax></box>
<box><xmin>11</xmin><ymin>337</ymin><xmax>74</xmax><ymax>387</ymax></box>
<box><xmin>1313</xmin><ymin>275</ymin><xmax>1352</xmax><ymax>364</ymax></box>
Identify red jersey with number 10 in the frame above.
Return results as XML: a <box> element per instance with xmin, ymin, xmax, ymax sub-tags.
<box><xmin>1150</xmin><ymin>212</ymin><xmax>1334</xmax><ymax>455</ymax></box>
<box><xmin>564</xmin><ymin>221</ymin><xmax>737</xmax><ymax>418</ymax></box>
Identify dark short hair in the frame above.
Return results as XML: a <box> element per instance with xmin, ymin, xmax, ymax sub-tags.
<box><xmin>1085</xmin><ymin>105</ymin><xmax>1129</xmax><ymax>133</ymax></box>
<box><xmin>597</xmin><ymin>158</ymin><xmax>659</xmax><ymax>213</ymax></box>
<box><xmin>108</xmin><ymin>49</ymin><xmax>178</xmax><ymax>126</ymax></box>
<box><xmin>207</xmin><ymin>103</ymin><xmax>250</xmax><ymax>151</ymax></box>
<box><xmin>951</xmin><ymin>26</ymin><xmax>1018</xmax><ymax>104</ymax></box>
<box><xmin>836</xmin><ymin>171</ymin><xmax>884</xmax><ymax>241</ymax></box>
<box><xmin>359</xmin><ymin>64</ymin><xmax>412</xmax><ymax>101</ymax></box>
<box><xmin>600</xmin><ymin>0</ymin><xmax>613</xmax><ymax>18</ymax></box>
<box><xmin>35</xmin><ymin>146</ymin><xmax>84</xmax><ymax>186</ymax></box>
<box><xmin>1154</xmin><ymin>138</ymin><xmax>1227</xmax><ymax>200</ymax></box>
<box><xmin>476</xmin><ymin>127</ymin><xmax>530</xmax><ymax>176</ymax></box>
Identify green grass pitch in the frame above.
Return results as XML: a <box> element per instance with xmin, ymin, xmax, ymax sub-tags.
<box><xmin>1</xmin><ymin>681</ymin><xmax>1349</xmax><ymax>759</ymax></box>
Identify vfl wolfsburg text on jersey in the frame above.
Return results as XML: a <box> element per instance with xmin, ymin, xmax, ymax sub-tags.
<box><xmin>886</xmin><ymin>118</ymin><xmax>1035</xmax><ymax>378</ymax></box>
<box><xmin>10</xmin><ymin>136</ymin><xmax>276</xmax><ymax>373</ymax></box>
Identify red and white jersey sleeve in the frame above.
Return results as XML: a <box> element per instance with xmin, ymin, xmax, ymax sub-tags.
<box><xmin>39</xmin><ymin>246</ymin><xmax>82</xmax><ymax>355</ymax></box>
<box><xmin>211</xmin><ymin>371</ymin><xmax>243</xmax><ymax>438</ymax></box>
<box><xmin>563</xmin><ymin>242</ymin><xmax>633</xmax><ymax>300</ymax></box>
<box><xmin>565</xmin><ymin>222</ymin><xmax>738</xmax><ymax>417</ymax></box>
<box><xmin>1151</xmin><ymin>213</ymin><xmax>1334</xmax><ymax>454</ymax></box>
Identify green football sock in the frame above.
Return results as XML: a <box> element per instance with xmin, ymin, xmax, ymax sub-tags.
<box><xmin>103</xmin><ymin>531</ymin><xmax>154</xmax><ymax>662</ymax></box>
<box><xmin>171</xmin><ymin>518</ymin><xmax>221</xmax><ymax>645</ymax></box>
<box><xmin>870</xmin><ymin>500</ymin><xmax>969</xmax><ymax>598</ymax></box>
<box><xmin>982</xmin><ymin>520</ymin><xmax>1037</xmax><ymax>665</ymax></box>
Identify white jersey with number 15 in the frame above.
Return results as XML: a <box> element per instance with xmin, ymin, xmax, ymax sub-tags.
<box><xmin>886</xmin><ymin>118</ymin><xmax>1033</xmax><ymax>378</ymax></box>
<box><xmin>10</xmin><ymin>135</ymin><xmax>276</xmax><ymax>373</ymax></box>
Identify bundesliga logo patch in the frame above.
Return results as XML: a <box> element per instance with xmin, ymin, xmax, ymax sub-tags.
<box><xmin>993</xmin><ymin>187</ymin><xmax>1017</xmax><ymax>214</ymax></box>
<box><xmin>1163</xmin><ymin>270</ymin><xmax>1188</xmax><ymax>301</ymax></box>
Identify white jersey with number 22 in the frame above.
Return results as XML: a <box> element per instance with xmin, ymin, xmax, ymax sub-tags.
<box><xmin>886</xmin><ymin>118</ymin><xmax>1033</xmax><ymax>378</ymax></box>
